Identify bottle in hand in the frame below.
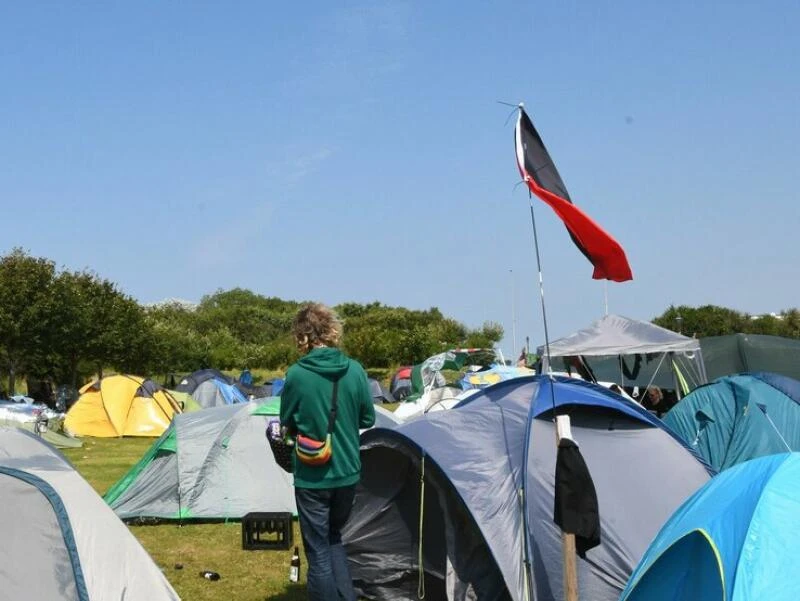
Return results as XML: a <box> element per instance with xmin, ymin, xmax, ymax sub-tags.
<box><xmin>289</xmin><ymin>547</ymin><xmax>301</xmax><ymax>583</ymax></box>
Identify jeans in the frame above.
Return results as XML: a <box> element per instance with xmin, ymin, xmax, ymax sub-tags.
<box><xmin>295</xmin><ymin>485</ymin><xmax>357</xmax><ymax>601</ymax></box>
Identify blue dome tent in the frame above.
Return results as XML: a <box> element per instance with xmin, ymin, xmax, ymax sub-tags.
<box><xmin>620</xmin><ymin>452</ymin><xmax>800</xmax><ymax>601</ymax></box>
<box><xmin>343</xmin><ymin>376</ymin><xmax>712</xmax><ymax>601</ymax></box>
<box><xmin>664</xmin><ymin>372</ymin><xmax>800</xmax><ymax>471</ymax></box>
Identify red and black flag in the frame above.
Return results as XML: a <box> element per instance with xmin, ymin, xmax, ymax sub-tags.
<box><xmin>515</xmin><ymin>108</ymin><xmax>633</xmax><ymax>282</ymax></box>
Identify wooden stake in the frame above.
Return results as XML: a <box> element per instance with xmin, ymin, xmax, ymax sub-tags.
<box><xmin>556</xmin><ymin>415</ymin><xmax>579</xmax><ymax>601</ymax></box>
<box><xmin>562</xmin><ymin>533</ymin><xmax>579</xmax><ymax>601</ymax></box>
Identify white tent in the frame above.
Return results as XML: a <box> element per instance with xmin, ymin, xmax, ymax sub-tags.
<box><xmin>0</xmin><ymin>427</ymin><xmax>179</xmax><ymax>601</ymax></box>
<box><xmin>539</xmin><ymin>314</ymin><xmax>707</xmax><ymax>395</ymax></box>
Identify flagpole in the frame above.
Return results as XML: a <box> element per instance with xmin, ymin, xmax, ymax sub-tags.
<box><xmin>526</xmin><ymin>191</ymin><xmax>579</xmax><ymax>601</ymax></box>
<box><xmin>527</xmin><ymin>193</ymin><xmax>554</xmax><ymax>373</ymax></box>
<box><xmin>516</xmin><ymin>104</ymin><xmax>580</xmax><ymax>601</ymax></box>
<box><xmin>510</xmin><ymin>268</ymin><xmax>517</xmax><ymax>359</ymax></box>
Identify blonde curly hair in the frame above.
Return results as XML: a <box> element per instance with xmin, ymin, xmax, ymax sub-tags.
<box><xmin>291</xmin><ymin>303</ymin><xmax>343</xmax><ymax>354</ymax></box>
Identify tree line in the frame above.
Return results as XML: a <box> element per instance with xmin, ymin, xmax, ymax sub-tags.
<box><xmin>3</xmin><ymin>249</ymin><xmax>798</xmax><ymax>395</ymax></box>
<box><xmin>0</xmin><ymin>249</ymin><xmax>503</xmax><ymax>393</ymax></box>
<box><xmin>652</xmin><ymin>305</ymin><xmax>800</xmax><ymax>339</ymax></box>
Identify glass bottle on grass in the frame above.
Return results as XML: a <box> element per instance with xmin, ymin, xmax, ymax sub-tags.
<box><xmin>289</xmin><ymin>547</ymin><xmax>301</xmax><ymax>583</ymax></box>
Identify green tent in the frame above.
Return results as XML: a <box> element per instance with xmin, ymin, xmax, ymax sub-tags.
<box><xmin>104</xmin><ymin>397</ymin><xmax>294</xmax><ymax>520</ymax></box>
<box><xmin>701</xmin><ymin>334</ymin><xmax>800</xmax><ymax>381</ymax></box>
<box><xmin>167</xmin><ymin>389</ymin><xmax>202</xmax><ymax>412</ymax></box>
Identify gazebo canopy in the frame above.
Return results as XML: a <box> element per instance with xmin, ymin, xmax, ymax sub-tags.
<box><xmin>540</xmin><ymin>314</ymin><xmax>700</xmax><ymax>357</ymax></box>
<box><xmin>539</xmin><ymin>315</ymin><xmax>707</xmax><ymax>392</ymax></box>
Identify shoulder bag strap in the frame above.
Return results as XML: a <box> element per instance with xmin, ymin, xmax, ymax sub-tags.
<box><xmin>325</xmin><ymin>363</ymin><xmax>350</xmax><ymax>434</ymax></box>
<box><xmin>326</xmin><ymin>380</ymin><xmax>339</xmax><ymax>434</ymax></box>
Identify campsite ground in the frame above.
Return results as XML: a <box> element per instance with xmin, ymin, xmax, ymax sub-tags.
<box><xmin>65</xmin><ymin>439</ymin><xmax>307</xmax><ymax>601</ymax></box>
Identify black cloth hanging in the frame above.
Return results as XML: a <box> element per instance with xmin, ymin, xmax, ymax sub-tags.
<box><xmin>553</xmin><ymin>437</ymin><xmax>601</xmax><ymax>558</ymax></box>
<box><xmin>620</xmin><ymin>354</ymin><xmax>642</xmax><ymax>380</ymax></box>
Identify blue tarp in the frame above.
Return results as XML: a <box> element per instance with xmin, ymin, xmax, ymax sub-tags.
<box><xmin>664</xmin><ymin>372</ymin><xmax>800</xmax><ymax>471</ymax></box>
<box><xmin>214</xmin><ymin>378</ymin><xmax>249</xmax><ymax>404</ymax></box>
<box><xmin>621</xmin><ymin>452</ymin><xmax>800</xmax><ymax>601</ymax></box>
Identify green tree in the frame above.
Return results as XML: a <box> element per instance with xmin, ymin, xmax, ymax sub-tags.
<box><xmin>780</xmin><ymin>309</ymin><xmax>800</xmax><ymax>339</ymax></box>
<box><xmin>652</xmin><ymin>305</ymin><xmax>751</xmax><ymax>337</ymax></box>
<box><xmin>0</xmin><ymin>249</ymin><xmax>57</xmax><ymax>393</ymax></box>
<box><xmin>144</xmin><ymin>302</ymin><xmax>207</xmax><ymax>376</ymax></box>
<box><xmin>750</xmin><ymin>314</ymin><xmax>783</xmax><ymax>336</ymax></box>
<box><xmin>464</xmin><ymin>321</ymin><xmax>505</xmax><ymax>349</ymax></box>
<box><xmin>195</xmin><ymin>288</ymin><xmax>299</xmax><ymax>345</ymax></box>
<box><xmin>50</xmin><ymin>269</ymin><xmax>151</xmax><ymax>383</ymax></box>
<box><xmin>339</xmin><ymin>303</ymin><xmax>504</xmax><ymax>366</ymax></box>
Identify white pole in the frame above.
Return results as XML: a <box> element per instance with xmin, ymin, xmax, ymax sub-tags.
<box><xmin>511</xmin><ymin>269</ymin><xmax>517</xmax><ymax>358</ymax></box>
<box><xmin>603</xmin><ymin>281</ymin><xmax>609</xmax><ymax>316</ymax></box>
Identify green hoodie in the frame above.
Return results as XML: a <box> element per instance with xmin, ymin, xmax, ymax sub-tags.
<box><xmin>280</xmin><ymin>347</ymin><xmax>375</xmax><ymax>489</ymax></box>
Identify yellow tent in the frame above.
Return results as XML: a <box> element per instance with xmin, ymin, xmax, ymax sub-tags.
<box><xmin>65</xmin><ymin>375</ymin><xmax>182</xmax><ymax>437</ymax></box>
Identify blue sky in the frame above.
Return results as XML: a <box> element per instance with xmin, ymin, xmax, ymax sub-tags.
<box><xmin>2</xmin><ymin>1</ymin><xmax>798</xmax><ymax>357</ymax></box>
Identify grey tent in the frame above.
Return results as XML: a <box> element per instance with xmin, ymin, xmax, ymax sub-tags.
<box><xmin>105</xmin><ymin>399</ymin><xmax>295</xmax><ymax>520</ymax></box>
<box><xmin>373</xmin><ymin>405</ymin><xmax>403</xmax><ymax>429</ymax></box>
<box><xmin>701</xmin><ymin>333</ymin><xmax>800</xmax><ymax>381</ymax></box>
<box><xmin>190</xmin><ymin>377</ymin><xmax>249</xmax><ymax>408</ymax></box>
<box><xmin>540</xmin><ymin>314</ymin><xmax>708</xmax><ymax>395</ymax></box>
<box><xmin>0</xmin><ymin>417</ymin><xmax>82</xmax><ymax>448</ymax></box>
<box><xmin>343</xmin><ymin>376</ymin><xmax>711</xmax><ymax>601</ymax></box>
<box><xmin>174</xmin><ymin>368</ymin><xmax>230</xmax><ymax>393</ymax></box>
<box><xmin>0</xmin><ymin>427</ymin><xmax>179</xmax><ymax>601</ymax></box>
<box><xmin>369</xmin><ymin>378</ymin><xmax>396</xmax><ymax>404</ymax></box>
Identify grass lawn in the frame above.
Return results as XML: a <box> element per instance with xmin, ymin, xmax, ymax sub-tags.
<box><xmin>64</xmin><ymin>438</ymin><xmax>307</xmax><ymax>601</ymax></box>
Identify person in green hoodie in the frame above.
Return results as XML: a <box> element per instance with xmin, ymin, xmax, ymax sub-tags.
<box><xmin>280</xmin><ymin>303</ymin><xmax>375</xmax><ymax>601</ymax></box>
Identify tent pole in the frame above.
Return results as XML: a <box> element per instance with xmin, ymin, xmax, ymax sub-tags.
<box><xmin>697</xmin><ymin>348</ymin><xmax>709</xmax><ymax>384</ymax></box>
<box><xmin>669</xmin><ymin>352</ymin><xmax>683</xmax><ymax>401</ymax></box>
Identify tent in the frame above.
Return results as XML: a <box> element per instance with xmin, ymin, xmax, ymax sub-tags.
<box><xmin>372</xmin><ymin>405</ymin><xmax>403</xmax><ymax>429</ymax></box>
<box><xmin>0</xmin><ymin>427</ymin><xmax>179</xmax><ymax>600</ymax></box>
<box><xmin>390</xmin><ymin>366</ymin><xmax>413</xmax><ymax>401</ymax></box>
<box><xmin>174</xmin><ymin>368</ymin><xmax>230</xmax><ymax>394</ymax></box>
<box><xmin>105</xmin><ymin>398</ymin><xmax>295</xmax><ymax>521</ymax></box>
<box><xmin>392</xmin><ymin>386</ymin><xmax>468</xmax><ymax>421</ymax></box>
<box><xmin>190</xmin><ymin>377</ymin><xmax>249</xmax><ymax>408</ymax></box>
<box><xmin>408</xmin><ymin>349</ymin><xmax>498</xmax><ymax>401</ymax></box>
<box><xmin>65</xmin><ymin>375</ymin><xmax>181</xmax><ymax>437</ymax></box>
<box><xmin>459</xmin><ymin>365</ymin><xmax>535</xmax><ymax>390</ymax></box>
<box><xmin>368</xmin><ymin>378</ymin><xmax>396</xmax><ymax>404</ymax></box>
<box><xmin>0</xmin><ymin>418</ymin><xmax>82</xmax><ymax>448</ymax></box>
<box><xmin>167</xmin><ymin>390</ymin><xmax>202</xmax><ymax>413</ymax></box>
<box><xmin>177</xmin><ymin>368</ymin><xmax>275</xmax><ymax>400</ymax></box>
<box><xmin>663</xmin><ymin>372</ymin><xmax>800</xmax><ymax>471</ymax></box>
<box><xmin>701</xmin><ymin>333</ymin><xmax>800</xmax><ymax>381</ymax></box>
<box><xmin>343</xmin><ymin>376</ymin><xmax>712</xmax><ymax>601</ymax></box>
<box><xmin>540</xmin><ymin>314</ymin><xmax>707</xmax><ymax>397</ymax></box>
<box><xmin>620</xmin><ymin>452</ymin><xmax>800</xmax><ymax>601</ymax></box>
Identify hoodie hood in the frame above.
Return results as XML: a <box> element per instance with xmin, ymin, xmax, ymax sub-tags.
<box><xmin>297</xmin><ymin>347</ymin><xmax>351</xmax><ymax>378</ymax></box>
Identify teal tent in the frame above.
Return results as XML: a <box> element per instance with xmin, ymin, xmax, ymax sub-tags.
<box><xmin>663</xmin><ymin>372</ymin><xmax>800</xmax><ymax>471</ymax></box>
<box><xmin>620</xmin><ymin>453</ymin><xmax>800</xmax><ymax>601</ymax></box>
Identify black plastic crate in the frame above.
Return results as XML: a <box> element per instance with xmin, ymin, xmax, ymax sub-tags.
<box><xmin>242</xmin><ymin>512</ymin><xmax>293</xmax><ymax>550</ymax></box>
